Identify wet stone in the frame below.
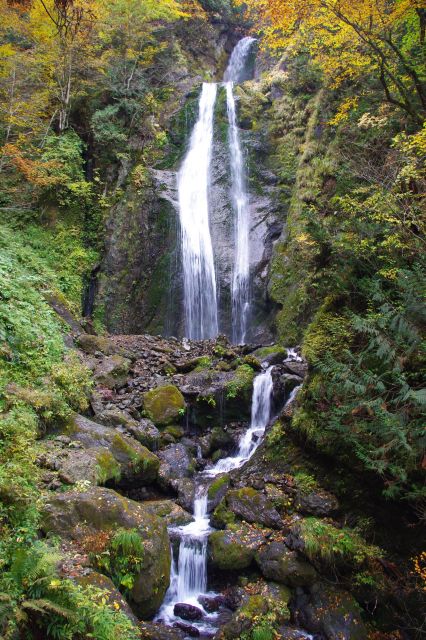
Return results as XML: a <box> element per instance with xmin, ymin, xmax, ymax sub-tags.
<box><xmin>174</xmin><ymin>603</ymin><xmax>204</xmax><ymax>621</ymax></box>
<box><xmin>173</xmin><ymin>622</ymin><xmax>200</xmax><ymax>637</ymax></box>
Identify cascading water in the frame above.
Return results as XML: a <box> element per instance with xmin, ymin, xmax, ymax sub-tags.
<box><xmin>156</xmin><ymin>365</ymin><xmax>274</xmax><ymax>634</ymax></box>
<box><xmin>224</xmin><ymin>37</ymin><xmax>256</xmax><ymax>344</ymax></box>
<box><xmin>178</xmin><ymin>82</ymin><xmax>218</xmax><ymax>340</ymax></box>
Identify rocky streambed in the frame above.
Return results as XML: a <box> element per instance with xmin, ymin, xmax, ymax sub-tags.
<box><xmin>36</xmin><ymin>331</ymin><xmax>379</xmax><ymax>640</ymax></box>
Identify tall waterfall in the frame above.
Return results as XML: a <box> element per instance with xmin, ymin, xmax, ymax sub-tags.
<box><xmin>178</xmin><ymin>83</ymin><xmax>218</xmax><ymax>340</ymax></box>
<box><xmin>224</xmin><ymin>37</ymin><xmax>256</xmax><ymax>344</ymax></box>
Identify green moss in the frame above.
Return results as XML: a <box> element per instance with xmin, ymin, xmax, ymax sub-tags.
<box><xmin>142</xmin><ymin>384</ymin><xmax>185</xmax><ymax>426</ymax></box>
<box><xmin>302</xmin><ymin>301</ymin><xmax>352</xmax><ymax>364</ymax></box>
<box><xmin>225</xmin><ymin>364</ymin><xmax>255</xmax><ymax>400</ymax></box>
<box><xmin>293</xmin><ymin>472</ymin><xmax>318</xmax><ymax>496</ymax></box>
<box><xmin>209</xmin><ymin>530</ymin><xmax>254</xmax><ymax>570</ymax></box>
<box><xmin>96</xmin><ymin>451</ymin><xmax>121</xmax><ymax>485</ymax></box>
<box><xmin>207</xmin><ymin>474</ymin><xmax>229</xmax><ymax>500</ymax></box>
<box><xmin>164</xmin><ymin>425</ymin><xmax>184</xmax><ymax>439</ymax></box>
<box><xmin>298</xmin><ymin>517</ymin><xmax>383</xmax><ymax>570</ymax></box>
<box><xmin>211</xmin><ymin>499</ymin><xmax>236</xmax><ymax>528</ymax></box>
<box><xmin>252</xmin><ymin>345</ymin><xmax>287</xmax><ymax>361</ymax></box>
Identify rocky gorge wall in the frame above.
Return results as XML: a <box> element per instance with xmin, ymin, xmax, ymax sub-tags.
<box><xmin>95</xmin><ymin>31</ymin><xmax>283</xmax><ymax>342</ymax></box>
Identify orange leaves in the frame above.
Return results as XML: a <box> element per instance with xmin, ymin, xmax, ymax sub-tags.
<box><xmin>2</xmin><ymin>143</ymin><xmax>60</xmax><ymax>187</ymax></box>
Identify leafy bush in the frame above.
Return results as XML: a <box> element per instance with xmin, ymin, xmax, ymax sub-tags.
<box><xmin>298</xmin><ymin>517</ymin><xmax>383</xmax><ymax>571</ymax></box>
<box><xmin>91</xmin><ymin>528</ymin><xmax>144</xmax><ymax>594</ymax></box>
<box><xmin>0</xmin><ymin>541</ymin><xmax>139</xmax><ymax>640</ymax></box>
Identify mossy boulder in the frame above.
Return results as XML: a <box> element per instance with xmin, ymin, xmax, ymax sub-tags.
<box><xmin>209</xmin><ymin>524</ymin><xmax>265</xmax><ymax>571</ymax></box>
<box><xmin>42</xmin><ymin>487</ymin><xmax>171</xmax><ymax>618</ymax></box>
<box><xmin>164</xmin><ymin>424</ymin><xmax>184</xmax><ymax>439</ymax></box>
<box><xmin>141</xmin><ymin>499</ymin><xmax>192</xmax><ymax>527</ymax></box>
<box><xmin>252</xmin><ymin>345</ymin><xmax>288</xmax><ymax>365</ymax></box>
<box><xmin>126</xmin><ymin>418</ymin><xmax>161</xmax><ymax>451</ymax></box>
<box><xmin>226</xmin><ymin>487</ymin><xmax>282</xmax><ymax>528</ymax></box>
<box><xmin>142</xmin><ymin>384</ymin><xmax>185</xmax><ymax>426</ymax></box>
<box><xmin>207</xmin><ymin>474</ymin><xmax>230</xmax><ymax>506</ymax></box>
<box><xmin>255</xmin><ymin>541</ymin><xmax>317</xmax><ymax>587</ymax></box>
<box><xmin>216</xmin><ymin>589</ymin><xmax>290</xmax><ymax>640</ymax></box>
<box><xmin>76</xmin><ymin>333</ymin><xmax>117</xmax><ymax>356</ymax></box>
<box><xmin>64</xmin><ymin>414</ymin><xmax>160</xmax><ymax>486</ymax></box>
<box><xmin>94</xmin><ymin>354</ymin><xmax>131</xmax><ymax>388</ymax></box>
<box><xmin>211</xmin><ymin>499</ymin><xmax>236</xmax><ymax>529</ymax></box>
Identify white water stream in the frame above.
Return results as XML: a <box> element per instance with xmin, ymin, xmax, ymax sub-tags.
<box><xmin>156</xmin><ymin>366</ymin><xmax>275</xmax><ymax>634</ymax></box>
<box><xmin>224</xmin><ymin>37</ymin><xmax>256</xmax><ymax>344</ymax></box>
<box><xmin>178</xmin><ymin>83</ymin><xmax>219</xmax><ymax>341</ymax></box>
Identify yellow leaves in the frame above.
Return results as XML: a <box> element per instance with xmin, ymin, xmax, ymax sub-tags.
<box><xmin>328</xmin><ymin>97</ymin><xmax>359</xmax><ymax>126</ymax></box>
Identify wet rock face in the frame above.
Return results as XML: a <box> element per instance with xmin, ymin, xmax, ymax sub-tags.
<box><xmin>42</xmin><ymin>487</ymin><xmax>171</xmax><ymax>618</ymax></box>
<box><xmin>293</xmin><ymin>583</ymin><xmax>368</xmax><ymax>640</ymax></box>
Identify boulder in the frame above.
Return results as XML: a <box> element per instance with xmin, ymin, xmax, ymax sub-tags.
<box><xmin>76</xmin><ymin>333</ymin><xmax>117</xmax><ymax>355</ymax></box>
<box><xmin>226</xmin><ymin>487</ymin><xmax>282</xmax><ymax>528</ymax></box>
<box><xmin>141</xmin><ymin>499</ymin><xmax>193</xmax><ymax>527</ymax></box>
<box><xmin>174</xmin><ymin>622</ymin><xmax>200</xmax><ymax>637</ymax></box>
<box><xmin>209</xmin><ymin>525</ymin><xmax>265</xmax><ymax>571</ymax></box>
<box><xmin>42</xmin><ymin>486</ymin><xmax>171</xmax><ymax>618</ymax></box>
<box><xmin>215</xmin><ymin>594</ymin><xmax>285</xmax><ymax>640</ymax></box>
<box><xmin>93</xmin><ymin>408</ymin><xmax>138</xmax><ymax>429</ymax></box>
<box><xmin>158</xmin><ymin>444</ymin><xmax>195</xmax><ymax>489</ymax></box>
<box><xmin>127</xmin><ymin>418</ymin><xmax>161</xmax><ymax>451</ymax></box>
<box><xmin>255</xmin><ymin>542</ymin><xmax>317</xmax><ymax>587</ymax></box>
<box><xmin>143</xmin><ymin>384</ymin><xmax>185</xmax><ymax>425</ymax></box>
<box><xmin>296</xmin><ymin>489</ymin><xmax>339</xmax><ymax>517</ymax></box>
<box><xmin>252</xmin><ymin>345</ymin><xmax>288</xmax><ymax>366</ymax></box>
<box><xmin>94</xmin><ymin>354</ymin><xmax>131</xmax><ymax>388</ymax></box>
<box><xmin>174</xmin><ymin>602</ymin><xmax>203</xmax><ymax>621</ymax></box>
<box><xmin>65</xmin><ymin>414</ymin><xmax>160</xmax><ymax>486</ymax></box>
<box><xmin>178</xmin><ymin>367</ymin><xmax>254</xmax><ymax>425</ymax></box>
<box><xmin>294</xmin><ymin>583</ymin><xmax>368</xmax><ymax>640</ymax></box>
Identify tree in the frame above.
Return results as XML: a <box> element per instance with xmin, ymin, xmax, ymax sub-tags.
<box><xmin>241</xmin><ymin>0</ymin><xmax>426</xmax><ymax>122</ymax></box>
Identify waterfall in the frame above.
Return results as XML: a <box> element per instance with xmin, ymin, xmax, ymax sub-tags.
<box><xmin>156</xmin><ymin>365</ymin><xmax>274</xmax><ymax>633</ymax></box>
<box><xmin>178</xmin><ymin>83</ymin><xmax>218</xmax><ymax>340</ymax></box>
<box><xmin>224</xmin><ymin>37</ymin><xmax>256</xmax><ymax>344</ymax></box>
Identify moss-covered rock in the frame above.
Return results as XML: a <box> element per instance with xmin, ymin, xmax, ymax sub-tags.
<box><xmin>64</xmin><ymin>414</ymin><xmax>160</xmax><ymax>486</ymax></box>
<box><xmin>252</xmin><ymin>345</ymin><xmax>288</xmax><ymax>365</ymax></box>
<box><xmin>211</xmin><ymin>498</ymin><xmax>236</xmax><ymax>529</ymax></box>
<box><xmin>76</xmin><ymin>333</ymin><xmax>117</xmax><ymax>356</ymax></box>
<box><xmin>126</xmin><ymin>418</ymin><xmax>161</xmax><ymax>451</ymax></box>
<box><xmin>142</xmin><ymin>384</ymin><xmax>185</xmax><ymax>426</ymax></box>
<box><xmin>225</xmin><ymin>487</ymin><xmax>283</xmax><ymax>528</ymax></box>
<box><xmin>255</xmin><ymin>541</ymin><xmax>317</xmax><ymax>587</ymax></box>
<box><xmin>209</xmin><ymin>525</ymin><xmax>265</xmax><ymax>571</ymax></box>
<box><xmin>164</xmin><ymin>424</ymin><xmax>184</xmax><ymax>439</ymax></box>
<box><xmin>207</xmin><ymin>474</ymin><xmax>230</xmax><ymax>502</ymax></box>
<box><xmin>42</xmin><ymin>486</ymin><xmax>171</xmax><ymax>618</ymax></box>
<box><xmin>94</xmin><ymin>354</ymin><xmax>131</xmax><ymax>388</ymax></box>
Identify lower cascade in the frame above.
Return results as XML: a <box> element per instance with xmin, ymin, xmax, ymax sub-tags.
<box><xmin>156</xmin><ymin>365</ymin><xmax>277</xmax><ymax>635</ymax></box>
